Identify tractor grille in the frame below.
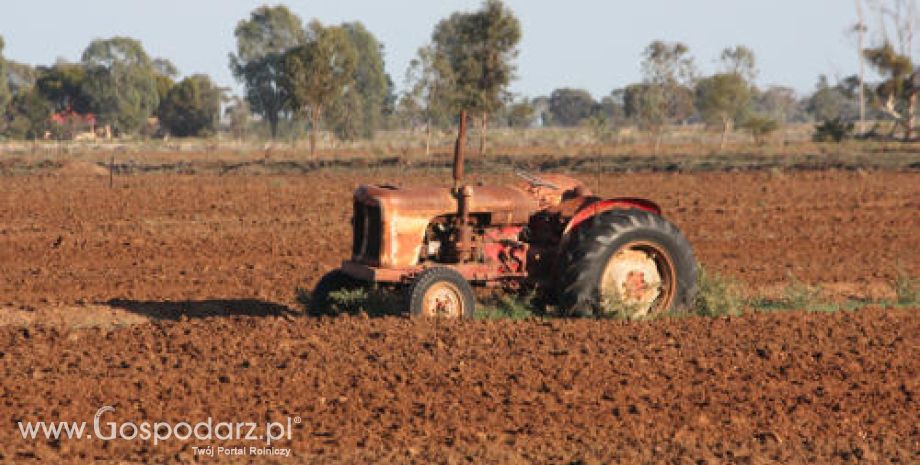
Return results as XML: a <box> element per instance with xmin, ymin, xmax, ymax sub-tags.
<box><xmin>352</xmin><ymin>201</ymin><xmax>382</xmax><ymax>263</ymax></box>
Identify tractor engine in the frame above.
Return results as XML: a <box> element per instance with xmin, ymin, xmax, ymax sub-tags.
<box><xmin>347</xmin><ymin>177</ymin><xmax>585</xmax><ymax>283</ymax></box>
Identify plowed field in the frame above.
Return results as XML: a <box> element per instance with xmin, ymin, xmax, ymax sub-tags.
<box><xmin>2</xmin><ymin>309</ymin><xmax>917</xmax><ymax>464</ymax></box>
<box><xmin>0</xmin><ymin>168</ymin><xmax>918</xmax><ymax>463</ymax></box>
<box><xmin>1</xmin><ymin>170</ymin><xmax>917</xmax><ymax>307</ymax></box>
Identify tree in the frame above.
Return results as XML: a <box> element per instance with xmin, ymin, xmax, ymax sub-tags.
<box><xmin>755</xmin><ymin>86</ymin><xmax>803</xmax><ymax>123</ymax></box>
<box><xmin>80</xmin><ymin>37</ymin><xmax>159</xmax><ymax>135</ymax></box>
<box><xmin>224</xmin><ymin>96</ymin><xmax>250</xmax><ymax>139</ymax></box>
<box><xmin>151</xmin><ymin>58</ymin><xmax>178</xmax><ymax>107</ymax></box>
<box><xmin>230</xmin><ymin>5</ymin><xmax>306</xmax><ymax>138</ymax></box>
<box><xmin>430</xmin><ymin>0</ymin><xmax>521</xmax><ymax>155</ymax></box>
<box><xmin>401</xmin><ymin>45</ymin><xmax>454</xmax><ymax>155</ymax></box>
<box><xmin>325</xmin><ymin>22</ymin><xmax>390</xmax><ymax>140</ymax></box>
<box><xmin>860</xmin><ymin>0</ymin><xmax>919</xmax><ymax>139</ymax></box>
<box><xmin>740</xmin><ymin>115</ymin><xmax>779</xmax><ymax>145</ymax></box>
<box><xmin>157</xmin><ymin>74</ymin><xmax>221</xmax><ymax>137</ymax></box>
<box><xmin>863</xmin><ymin>42</ymin><xmax>917</xmax><ymax>139</ymax></box>
<box><xmin>36</xmin><ymin>61</ymin><xmax>91</xmax><ymax>113</ymax></box>
<box><xmin>6</xmin><ymin>61</ymin><xmax>38</xmax><ymax>96</ymax></box>
<box><xmin>623</xmin><ymin>83</ymin><xmax>667</xmax><ymax>134</ymax></box>
<box><xmin>597</xmin><ymin>89</ymin><xmax>628</xmax><ymax>126</ymax></box>
<box><xmin>0</xmin><ymin>36</ymin><xmax>10</xmax><ymax>114</ymax></box>
<box><xmin>505</xmin><ymin>98</ymin><xmax>536</xmax><ymax>128</ymax></box>
<box><xmin>4</xmin><ymin>86</ymin><xmax>52</xmax><ymax>139</ymax></box>
<box><xmin>548</xmin><ymin>88</ymin><xmax>596</xmax><ymax>126</ymax></box>
<box><xmin>281</xmin><ymin>22</ymin><xmax>357</xmax><ymax>155</ymax></box>
<box><xmin>719</xmin><ymin>45</ymin><xmax>758</xmax><ymax>83</ymax></box>
<box><xmin>695</xmin><ymin>73</ymin><xmax>752</xmax><ymax>150</ymax></box>
<box><xmin>807</xmin><ymin>75</ymin><xmax>859</xmax><ymax>122</ymax></box>
<box><xmin>637</xmin><ymin>41</ymin><xmax>697</xmax><ymax>151</ymax></box>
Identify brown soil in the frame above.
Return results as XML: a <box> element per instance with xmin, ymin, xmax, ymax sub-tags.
<box><xmin>1</xmin><ymin>309</ymin><xmax>917</xmax><ymax>464</ymax></box>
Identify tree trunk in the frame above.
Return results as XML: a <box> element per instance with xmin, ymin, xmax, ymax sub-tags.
<box><xmin>720</xmin><ymin>118</ymin><xmax>733</xmax><ymax>152</ymax></box>
<box><xmin>479</xmin><ymin>113</ymin><xmax>489</xmax><ymax>156</ymax></box>
<box><xmin>425</xmin><ymin>118</ymin><xmax>431</xmax><ymax>157</ymax></box>
<box><xmin>269</xmin><ymin>115</ymin><xmax>279</xmax><ymax>139</ymax></box>
<box><xmin>309</xmin><ymin>107</ymin><xmax>322</xmax><ymax>157</ymax></box>
<box><xmin>653</xmin><ymin>131</ymin><xmax>662</xmax><ymax>155</ymax></box>
<box><xmin>906</xmin><ymin>92</ymin><xmax>917</xmax><ymax>141</ymax></box>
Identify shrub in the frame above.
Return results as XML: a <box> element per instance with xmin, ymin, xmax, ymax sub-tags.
<box><xmin>813</xmin><ymin>118</ymin><xmax>854</xmax><ymax>142</ymax></box>
<box><xmin>692</xmin><ymin>268</ymin><xmax>746</xmax><ymax>317</ymax></box>
<box><xmin>742</xmin><ymin>115</ymin><xmax>780</xmax><ymax>145</ymax></box>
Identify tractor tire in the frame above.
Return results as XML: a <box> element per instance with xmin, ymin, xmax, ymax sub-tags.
<box><xmin>558</xmin><ymin>209</ymin><xmax>697</xmax><ymax>318</ymax></box>
<box><xmin>310</xmin><ymin>269</ymin><xmax>367</xmax><ymax>316</ymax></box>
<box><xmin>408</xmin><ymin>267</ymin><xmax>476</xmax><ymax>319</ymax></box>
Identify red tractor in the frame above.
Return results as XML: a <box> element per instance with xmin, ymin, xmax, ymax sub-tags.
<box><xmin>314</xmin><ymin>113</ymin><xmax>698</xmax><ymax>319</ymax></box>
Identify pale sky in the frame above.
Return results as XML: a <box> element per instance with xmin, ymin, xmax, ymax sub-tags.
<box><xmin>0</xmin><ymin>1</ymin><xmax>879</xmax><ymax>99</ymax></box>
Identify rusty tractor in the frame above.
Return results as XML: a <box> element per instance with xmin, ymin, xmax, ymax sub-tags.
<box><xmin>313</xmin><ymin>112</ymin><xmax>698</xmax><ymax>319</ymax></box>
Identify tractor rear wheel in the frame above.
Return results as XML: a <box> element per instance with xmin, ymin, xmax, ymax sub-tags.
<box><xmin>408</xmin><ymin>267</ymin><xmax>476</xmax><ymax>319</ymax></box>
<box><xmin>310</xmin><ymin>269</ymin><xmax>367</xmax><ymax>316</ymax></box>
<box><xmin>558</xmin><ymin>209</ymin><xmax>697</xmax><ymax>318</ymax></box>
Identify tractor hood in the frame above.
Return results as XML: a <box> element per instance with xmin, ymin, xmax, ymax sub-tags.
<box><xmin>353</xmin><ymin>173</ymin><xmax>589</xmax><ymax>222</ymax></box>
<box><xmin>350</xmin><ymin>174</ymin><xmax>589</xmax><ymax>268</ymax></box>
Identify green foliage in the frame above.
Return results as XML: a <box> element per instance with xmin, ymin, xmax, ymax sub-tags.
<box><xmin>476</xmin><ymin>293</ymin><xmax>536</xmax><ymax>320</ymax></box>
<box><xmin>400</xmin><ymin>45</ymin><xmax>454</xmax><ymax>131</ymax></box>
<box><xmin>623</xmin><ymin>83</ymin><xmax>667</xmax><ymax>131</ymax></box>
<box><xmin>813</xmin><ymin>118</ymin><xmax>854</xmax><ymax>142</ymax></box>
<box><xmin>281</xmin><ymin>22</ymin><xmax>357</xmax><ymax>153</ymax></box>
<box><xmin>504</xmin><ymin>98</ymin><xmax>536</xmax><ymax>128</ymax></box>
<box><xmin>754</xmin><ymin>86</ymin><xmax>804</xmax><ymax>123</ymax></box>
<box><xmin>36</xmin><ymin>62</ymin><xmax>91</xmax><ymax>113</ymax></box>
<box><xmin>695</xmin><ymin>73</ymin><xmax>751</xmax><ymax>130</ymax></box>
<box><xmin>638</xmin><ymin>41</ymin><xmax>697</xmax><ymax>128</ymax></box>
<box><xmin>430</xmin><ymin>0</ymin><xmax>521</xmax><ymax>117</ymax></box>
<box><xmin>548</xmin><ymin>88</ymin><xmax>596</xmax><ymax>127</ymax></box>
<box><xmin>692</xmin><ymin>268</ymin><xmax>746</xmax><ymax>317</ymax></box>
<box><xmin>807</xmin><ymin>75</ymin><xmax>858</xmax><ymax>122</ymax></box>
<box><xmin>719</xmin><ymin>45</ymin><xmax>758</xmax><ymax>83</ymax></box>
<box><xmin>325</xmin><ymin>22</ymin><xmax>390</xmax><ymax>141</ymax></box>
<box><xmin>0</xmin><ymin>36</ymin><xmax>10</xmax><ymax>113</ymax></box>
<box><xmin>780</xmin><ymin>275</ymin><xmax>825</xmax><ymax>311</ymax></box>
<box><xmin>894</xmin><ymin>272</ymin><xmax>920</xmax><ymax>306</ymax></box>
<box><xmin>80</xmin><ymin>36</ymin><xmax>159</xmax><ymax>134</ymax></box>
<box><xmin>862</xmin><ymin>42</ymin><xmax>917</xmax><ymax>139</ymax></box>
<box><xmin>3</xmin><ymin>86</ymin><xmax>52</xmax><ymax>139</ymax></box>
<box><xmin>224</xmin><ymin>96</ymin><xmax>250</xmax><ymax>139</ymax></box>
<box><xmin>6</xmin><ymin>61</ymin><xmax>38</xmax><ymax>96</ymax></box>
<box><xmin>585</xmin><ymin>114</ymin><xmax>613</xmax><ymax>144</ymax></box>
<box><xmin>158</xmin><ymin>74</ymin><xmax>222</xmax><ymax>137</ymax></box>
<box><xmin>741</xmin><ymin>114</ymin><xmax>780</xmax><ymax>145</ymax></box>
<box><xmin>230</xmin><ymin>5</ymin><xmax>306</xmax><ymax>138</ymax></box>
<box><xmin>297</xmin><ymin>286</ymin><xmax>403</xmax><ymax>317</ymax></box>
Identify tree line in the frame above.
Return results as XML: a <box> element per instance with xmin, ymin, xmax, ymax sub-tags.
<box><xmin>1</xmin><ymin>0</ymin><xmax>917</xmax><ymax>148</ymax></box>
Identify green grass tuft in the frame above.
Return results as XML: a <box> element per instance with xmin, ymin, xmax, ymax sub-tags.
<box><xmin>691</xmin><ymin>268</ymin><xmax>746</xmax><ymax>317</ymax></box>
<box><xmin>894</xmin><ymin>271</ymin><xmax>920</xmax><ymax>306</ymax></box>
<box><xmin>476</xmin><ymin>293</ymin><xmax>538</xmax><ymax>320</ymax></box>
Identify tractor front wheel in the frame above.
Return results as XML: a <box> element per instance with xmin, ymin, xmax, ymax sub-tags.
<box><xmin>310</xmin><ymin>269</ymin><xmax>367</xmax><ymax>316</ymax></box>
<box><xmin>408</xmin><ymin>267</ymin><xmax>476</xmax><ymax>319</ymax></box>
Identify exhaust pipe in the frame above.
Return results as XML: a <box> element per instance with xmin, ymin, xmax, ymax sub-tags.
<box><xmin>452</xmin><ymin>111</ymin><xmax>472</xmax><ymax>262</ymax></box>
<box><xmin>452</xmin><ymin>111</ymin><xmax>467</xmax><ymax>190</ymax></box>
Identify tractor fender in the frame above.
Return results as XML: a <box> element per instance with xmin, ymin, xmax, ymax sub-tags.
<box><xmin>562</xmin><ymin>197</ymin><xmax>662</xmax><ymax>237</ymax></box>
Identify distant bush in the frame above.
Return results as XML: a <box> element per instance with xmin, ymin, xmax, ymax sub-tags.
<box><xmin>741</xmin><ymin>115</ymin><xmax>780</xmax><ymax>145</ymax></box>
<box><xmin>813</xmin><ymin>118</ymin><xmax>854</xmax><ymax>142</ymax></box>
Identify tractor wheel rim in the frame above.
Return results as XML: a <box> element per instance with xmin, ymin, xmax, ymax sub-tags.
<box><xmin>422</xmin><ymin>282</ymin><xmax>463</xmax><ymax>318</ymax></box>
<box><xmin>600</xmin><ymin>241</ymin><xmax>676</xmax><ymax>319</ymax></box>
